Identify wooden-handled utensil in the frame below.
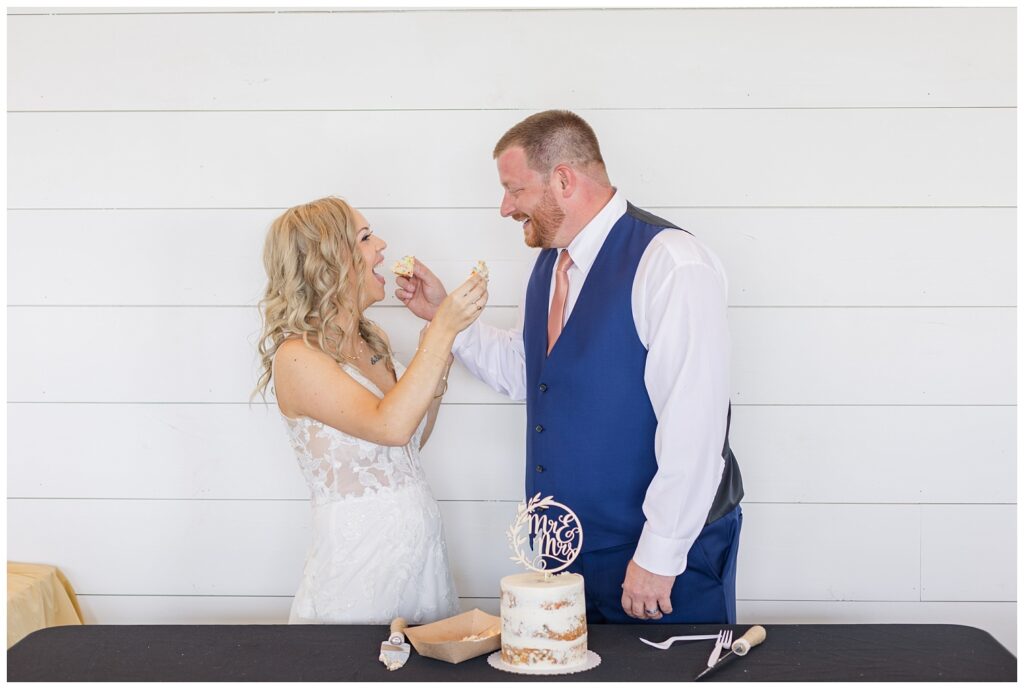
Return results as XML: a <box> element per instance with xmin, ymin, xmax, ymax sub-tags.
<box><xmin>379</xmin><ymin>618</ymin><xmax>411</xmax><ymax>671</ymax></box>
<box><xmin>694</xmin><ymin>625</ymin><xmax>766</xmax><ymax>681</ymax></box>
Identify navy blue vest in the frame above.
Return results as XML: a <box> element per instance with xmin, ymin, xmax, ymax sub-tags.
<box><xmin>523</xmin><ymin>204</ymin><xmax>743</xmax><ymax>553</ymax></box>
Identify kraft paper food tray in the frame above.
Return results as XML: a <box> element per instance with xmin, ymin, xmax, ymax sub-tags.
<box><xmin>404</xmin><ymin>609</ymin><xmax>501</xmax><ymax>664</ymax></box>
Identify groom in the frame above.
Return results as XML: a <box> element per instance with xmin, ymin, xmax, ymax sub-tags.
<box><xmin>397</xmin><ymin>110</ymin><xmax>744</xmax><ymax>624</ymax></box>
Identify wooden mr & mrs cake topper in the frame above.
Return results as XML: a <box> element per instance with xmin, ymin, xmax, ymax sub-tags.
<box><xmin>506</xmin><ymin>493</ymin><xmax>583</xmax><ymax>576</ymax></box>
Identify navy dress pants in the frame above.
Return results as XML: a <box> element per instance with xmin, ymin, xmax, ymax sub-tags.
<box><xmin>563</xmin><ymin>505</ymin><xmax>742</xmax><ymax>624</ymax></box>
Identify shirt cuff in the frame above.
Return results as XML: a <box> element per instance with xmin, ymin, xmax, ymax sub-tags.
<box><xmin>632</xmin><ymin>522</ymin><xmax>693</xmax><ymax>577</ymax></box>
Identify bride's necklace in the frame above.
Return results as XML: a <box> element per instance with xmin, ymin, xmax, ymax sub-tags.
<box><xmin>341</xmin><ymin>339</ymin><xmax>364</xmax><ymax>362</ymax></box>
<box><xmin>341</xmin><ymin>338</ymin><xmax>382</xmax><ymax>365</ymax></box>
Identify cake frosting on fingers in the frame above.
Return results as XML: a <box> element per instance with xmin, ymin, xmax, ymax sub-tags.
<box><xmin>499</xmin><ymin>572</ymin><xmax>587</xmax><ymax>669</ymax></box>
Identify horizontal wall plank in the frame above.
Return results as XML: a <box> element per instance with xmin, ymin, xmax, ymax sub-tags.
<box><xmin>7</xmin><ymin>499</ymin><xmax>314</xmax><ymax>597</ymax></box>
<box><xmin>8</xmin><ymin>208</ymin><xmax>1015</xmax><ymax>307</ymax></box>
<box><xmin>5</xmin><ymin>207</ymin><xmax>533</xmax><ymax>308</ymax></box>
<box><xmin>6</xmin><ymin>499</ymin><xmax>522</xmax><ymax>599</ymax></box>
<box><xmin>9</xmin><ymin>500</ymin><xmax>955</xmax><ymax>604</ymax></box>
<box><xmin>74</xmin><ymin>595</ymin><xmax>497</xmax><ymax>625</ymax></box>
<box><xmin>420</xmin><ymin>406</ymin><xmax>525</xmax><ymax>501</ymax></box>
<box><xmin>9</xmin><ymin>109</ymin><xmax>1014</xmax><ymax>209</ymax></box>
<box><xmin>442</xmin><ymin>503</ymin><xmax>521</xmax><ymax>600</ymax></box>
<box><xmin>5</xmin><ymin>403</ymin><xmax>526</xmax><ymax>502</ymax></box>
<box><xmin>920</xmin><ymin>505</ymin><xmax>1017</xmax><ymax>602</ymax></box>
<box><xmin>7</xmin><ymin>9</ymin><xmax>1013</xmax><ymax>109</ymax></box>
<box><xmin>695</xmin><ymin>208</ymin><xmax>1016</xmax><ymax>308</ymax></box>
<box><xmin>737</xmin><ymin>601</ymin><xmax>1016</xmax><ymax>655</ymax></box>
<box><xmin>8</xmin><ymin>306</ymin><xmax>1015</xmax><ymax>405</ymax></box>
<box><xmin>7</xmin><ymin>404</ymin><xmax>1016</xmax><ymax>505</ymax></box>
<box><xmin>729</xmin><ymin>406</ymin><xmax>1017</xmax><ymax>504</ymax></box>
<box><xmin>6</xmin><ymin>403</ymin><xmax>309</xmax><ymax>500</ymax></box>
<box><xmin>3</xmin><ymin>305</ymin><xmax>513</xmax><ymax>405</ymax></box>
<box><xmin>737</xmin><ymin>504</ymin><xmax>921</xmax><ymax>601</ymax></box>
<box><xmin>72</xmin><ymin>596</ymin><xmax>1016</xmax><ymax>654</ymax></box>
<box><xmin>727</xmin><ymin>307</ymin><xmax>1015</xmax><ymax>406</ymax></box>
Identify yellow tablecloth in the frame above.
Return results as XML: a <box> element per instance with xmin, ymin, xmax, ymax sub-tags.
<box><xmin>7</xmin><ymin>562</ymin><xmax>84</xmax><ymax>648</ymax></box>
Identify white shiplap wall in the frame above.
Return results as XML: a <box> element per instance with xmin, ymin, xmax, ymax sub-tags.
<box><xmin>6</xmin><ymin>7</ymin><xmax>1017</xmax><ymax>654</ymax></box>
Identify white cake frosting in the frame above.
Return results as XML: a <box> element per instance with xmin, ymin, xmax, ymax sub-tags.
<box><xmin>499</xmin><ymin>571</ymin><xmax>587</xmax><ymax>669</ymax></box>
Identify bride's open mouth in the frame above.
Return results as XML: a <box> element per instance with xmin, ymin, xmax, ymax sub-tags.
<box><xmin>371</xmin><ymin>257</ymin><xmax>386</xmax><ymax>286</ymax></box>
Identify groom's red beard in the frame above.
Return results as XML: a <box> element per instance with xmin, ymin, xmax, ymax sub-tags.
<box><xmin>517</xmin><ymin>186</ymin><xmax>565</xmax><ymax>249</ymax></box>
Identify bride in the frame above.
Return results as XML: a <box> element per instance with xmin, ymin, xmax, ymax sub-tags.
<box><xmin>254</xmin><ymin>196</ymin><xmax>488</xmax><ymax>624</ymax></box>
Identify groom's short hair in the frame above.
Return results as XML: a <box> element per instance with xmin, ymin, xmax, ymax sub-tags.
<box><xmin>493</xmin><ymin>110</ymin><xmax>606</xmax><ymax>178</ymax></box>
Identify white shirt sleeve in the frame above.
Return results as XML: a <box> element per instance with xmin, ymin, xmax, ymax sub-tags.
<box><xmin>630</xmin><ymin>233</ymin><xmax>732</xmax><ymax>577</ymax></box>
<box><xmin>451</xmin><ymin>316</ymin><xmax>528</xmax><ymax>402</ymax></box>
<box><xmin>451</xmin><ymin>261</ymin><xmax>531</xmax><ymax>402</ymax></box>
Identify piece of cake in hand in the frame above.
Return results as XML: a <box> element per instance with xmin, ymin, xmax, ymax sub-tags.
<box><xmin>391</xmin><ymin>255</ymin><xmax>415</xmax><ymax>278</ymax></box>
<box><xmin>499</xmin><ymin>572</ymin><xmax>587</xmax><ymax>670</ymax></box>
<box><xmin>471</xmin><ymin>260</ymin><xmax>489</xmax><ymax>281</ymax></box>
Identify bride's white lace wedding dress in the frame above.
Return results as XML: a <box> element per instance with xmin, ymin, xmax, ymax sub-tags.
<box><xmin>277</xmin><ymin>359</ymin><xmax>459</xmax><ymax>625</ymax></box>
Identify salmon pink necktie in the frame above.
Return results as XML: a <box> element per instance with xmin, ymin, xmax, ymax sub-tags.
<box><xmin>547</xmin><ymin>249</ymin><xmax>574</xmax><ymax>355</ymax></box>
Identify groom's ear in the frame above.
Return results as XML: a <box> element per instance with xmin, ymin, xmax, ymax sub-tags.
<box><xmin>552</xmin><ymin>164</ymin><xmax>576</xmax><ymax>197</ymax></box>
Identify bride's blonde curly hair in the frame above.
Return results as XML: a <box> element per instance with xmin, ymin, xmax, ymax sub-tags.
<box><xmin>254</xmin><ymin>196</ymin><xmax>394</xmax><ymax>400</ymax></box>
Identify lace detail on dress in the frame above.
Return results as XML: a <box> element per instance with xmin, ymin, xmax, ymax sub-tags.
<box><xmin>274</xmin><ymin>352</ymin><xmax>457</xmax><ymax>624</ymax></box>
<box><xmin>281</xmin><ymin>361</ymin><xmax>428</xmax><ymax>505</ymax></box>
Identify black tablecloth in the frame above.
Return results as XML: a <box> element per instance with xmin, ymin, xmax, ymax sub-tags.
<box><xmin>7</xmin><ymin>623</ymin><xmax>1017</xmax><ymax>681</ymax></box>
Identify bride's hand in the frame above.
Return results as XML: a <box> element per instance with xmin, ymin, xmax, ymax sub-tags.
<box><xmin>431</xmin><ymin>275</ymin><xmax>488</xmax><ymax>335</ymax></box>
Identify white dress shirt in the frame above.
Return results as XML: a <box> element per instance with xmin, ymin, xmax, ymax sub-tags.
<box><xmin>452</xmin><ymin>190</ymin><xmax>732</xmax><ymax>577</ymax></box>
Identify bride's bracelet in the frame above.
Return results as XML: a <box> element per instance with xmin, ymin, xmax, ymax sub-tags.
<box><xmin>433</xmin><ymin>375</ymin><xmax>449</xmax><ymax>399</ymax></box>
<box><xmin>417</xmin><ymin>347</ymin><xmax>453</xmax><ymax>399</ymax></box>
<box><xmin>416</xmin><ymin>346</ymin><xmax>450</xmax><ymax>366</ymax></box>
<box><xmin>417</xmin><ymin>350</ymin><xmax>454</xmax><ymax>397</ymax></box>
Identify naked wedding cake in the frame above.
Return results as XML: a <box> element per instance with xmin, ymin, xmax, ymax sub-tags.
<box><xmin>499</xmin><ymin>571</ymin><xmax>588</xmax><ymax>669</ymax></box>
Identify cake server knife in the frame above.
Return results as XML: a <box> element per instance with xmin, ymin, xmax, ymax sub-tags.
<box><xmin>379</xmin><ymin>618</ymin><xmax>411</xmax><ymax>671</ymax></box>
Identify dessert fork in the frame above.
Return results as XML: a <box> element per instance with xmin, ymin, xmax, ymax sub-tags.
<box><xmin>706</xmin><ymin>629</ymin><xmax>733</xmax><ymax>668</ymax></box>
<box><xmin>639</xmin><ymin>633</ymin><xmax>720</xmax><ymax>650</ymax></box>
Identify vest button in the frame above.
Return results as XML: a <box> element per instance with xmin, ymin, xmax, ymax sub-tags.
<box><xmin>539</xmin><ymin>383</ymin><xmax>548</xmax><ymax>392</ymax></box>
<box><xmin>536</xmin><ymin>465</ymin><xmax>545</xmax><ymax>473</ymax></box>
<box><xmin>535</xmin><ymin>424</ymin><xmax>544</xmax><ymax>433</ymax></box>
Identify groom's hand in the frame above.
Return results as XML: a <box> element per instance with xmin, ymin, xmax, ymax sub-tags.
<box><xmin>621</xmin><ymin>559</ymin><xmax>675</xmax><ymax>620</ymax></box>
<box><xmin>395</xmin><ymin>259</ymin><xmax>447</xmax><ymax>321</ymax></box>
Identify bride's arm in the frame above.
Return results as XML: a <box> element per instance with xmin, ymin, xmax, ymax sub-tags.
<box><xmin>275</xmin><ymin>278</ymin><xmax>486</xmax><ymax>446</ymax></box>
<box><xmin>418</xmin><ymin>351</ymin><xmax>453</xmax><ymax>449</ymax></box>
<box><xmin>381</xmin><ymin>325</ymin><xmax>450</xmax><ymax>449</ymax></box>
